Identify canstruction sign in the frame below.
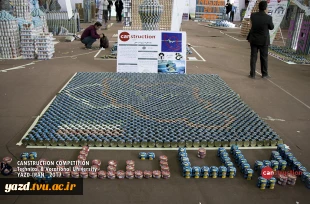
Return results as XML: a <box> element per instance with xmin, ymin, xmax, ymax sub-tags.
<box><xmin>268</xmin><ymin>0</ymin><xmax>288</xmax><ymax>44</ymax></box>
<box><xmin>117</xmin><ymin>30</ymin><xmax>187</xmax><ymax>74</ymax></box>
<box><xmin>195</xmin><ymin>0</ymin><xmax>225</xmax><ymax>20</ymax></box>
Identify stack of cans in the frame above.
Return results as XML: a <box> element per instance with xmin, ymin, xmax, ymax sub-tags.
<box><xmin>107</xmin><ymin>171</ymin><xmax>116</xmax><ymax>179</ymax></box>
<box><xmin>227</xmin><ymin>166</ymin><xmax>236</xmax><ymax>178</ymax></box>
<box><xmin>153</xmin><ymin>170</ymin><xmax>161</xmax><ymax>179</ymax></box>
<box><xmin>244</xmin><ymin>168</ymin><xmax>253</xmax><ymax>180</ymax></box>
<box><xmin>231</xmin><ymin>146</ymin><xmax>252</xmax><ymax>179</ymax></box>
<box><xmin>201</xmin><ymin>166</ymin><xmax>209</xmax><ymax>178</ymax></box>
<box><xmin>267</xmin><ymin>177</ymin><xmax>276</xmax><ymax>189</ymax></box>
<box><xmin>271</xmin><ymin>160</ymin><xmax>279</xmax><ymax>171</ymax></box>
<box><xmin>98</xmin><ymin>170</ymin><xmax>107</xmax><ymax>179</ymax></box>
<box><xmin>126</xmin><ymin>171</ymin><xmax>134</xmax><ymax>179</ymax></box>
<box><xmin>263</xmin><ymin>160</ymin><xmax>271</xmax><ymax>167</ymax></box>
<box><xmin>126</xmin><ymin>160</ymin><xmax>135</xmax><ymax>172</ymax></box>
<box><xmin>162</xmin><ymin>171</ymin><xmax>170</xmax><ymax>179</ymax></box>
<box><xmin>144</xmin><ymin>170</ymin><xmax>152</xmax><ymax>179</ymax></box>
<box><xmin>139</xmin><ymin>152</ymin><xmax>147</xmax><ymax>160</ymax></box>
<box><xmin>278</xmin><ymin>160</ymin><xmax>287</xmax><ymax>171</ymax></box>
<box><xmin>20</xmin><ymin>23</ymin><xmax>36</xmax><ymax>59</ymax></box>
<box><xmin>179</xmin><ymin>148</ymin><xmax>191</xmax><ymax>178</ymax></box>
<box><xmin>35</xmin><ymin>32</ymin><xmax>55</xmax><ymax>60</ymax></box>
<box><xmin>117</xmin><ymin>170</ymin><xmax>125</xmax><ymax>179</ymax></box>
<box><xmin>218</xmin><ymin>166</ymin><xmax>227</xmax><ymax>178</ymax></box>
<box><xmin>254</xmin><ymin>161</ymin><xmax>263</xmax><ymax>171</ymax></box>
<box><xmin>135</xmin><ymin>170</ymin><xmax>143</xmax><ymax>179</ymax></box>
<box><xmin>276</xmin><ymin>174</ymin><xmax>288</xmax><ymax>186</ymax></box>
<box><xmin>183</xmin><ymin>166</ymin><xmax>192</xmax><ymax>178</ymax></box>
<box><xmin>11</xmin><ymin>0</ymin><xmax>33</xmax><ymax>21</ymax></box>
<box><xmin>138</xmin><ymin>0</ymin><xmax>164</xmax><ymax>31</ymax></box>
<box><xmin>147</xmin><ymin>152</ymin><xmax>155</xmax><ymax>160</ymax></box>
<box><xmin>197</xmin><ymin>148</ymin><xmax>206</xmax><ymax>158</ymax></box>
<box><xmin>287</xmin><ymin>174</ymin><xmax>297</xmax><ymax>186</ymax></box>
<box><xmin>257</xmin><ymin>177</ymin><xmax>268</xmax><ymax>189</ymax></box>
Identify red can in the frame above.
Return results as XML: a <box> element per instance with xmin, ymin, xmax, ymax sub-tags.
<box><xmin>3</xmin><ymin>157</ymin><xmax>12</xmax><ymax>164</ymax></box>
<box><xmin>161</xmin><ymin>165</ymin><xmax>170</xmax><ymax>172</ymax></box>
<box><xmin>107</xmin><ymin>171</ymin><xmax>116</xmax><ymax>179</ymax></box>
<box><xmin>108</xmin><ymin>160</ymin><xmax>117</xmax><ymax>167</ymax></box>
<box><xmin>159</xmin><ymin>155</ymin><xmax>168</xmax><ymax>162</ymax></box>
<box><xmin>89</xmin><ymin>171</ymin><xmax>97</xmax><ymax>179</ymax></box>
<box><xmin>144</xmin><ymin>170</ymin><xmax>152</xmax><ymax>179</ymax></box>
<box><xmin>71</xmin><ymin>171</ymin><xmax>79</xmax><ymax>178</ymax></box>
<box><xmin>126</xmin><ymin>160</ymin><xmax>135</xmax><ymax>166</ymax></box>
<box><xmin>153</xmin><ymin>170</ymin><xmax>161</xmax><ymax>179</ymax></box>
<box><xmin>135</xmin><ymin>170</ymin><xmax>143</xmax><ymax>179</ymax></box>
<box><xmin>80</xmin><ymin>171</ymin><xmax>88</xmax><ymax>178</ymax></box>
<box><xmin>107</xmin><ymin>165</ymin><xmax>116</xmax><ymax>172</ymax></box>
<box><xmin>126</xmin><ymin>165</ymin><xmax>135</xmax><ymax>172</ymax></box>
<box><xmin>80</xmin><ymin>150</ymin><xmax>88</xmax><ymax>157</ymax></box>
<box><xmin>91</xmin><ymin>165</ymin><xmax>100</xmax><ymax>172</ymax></box>
<box><xmin>62</xmin><ymin>171</ymin><xmax>71</xmax><ymax>178</ymax></box>
<box><xmin>82</xmin><ymin>146</ymin><xmax>89</xmax><ymax>152</ymax></box>
<box><xmin>98</xmin><ymin>170</ymin><xmax>107</xmax><ymax>179</ymax></box>
<box><xmin>160</xmin><ymin>160</ymin><xmax>168</xmax><ymax>166</ymax></box>
<box><xmin>162</xmin><ymin>171</ymin><xmax>170</xmax><ymax>179</ymax></box>
<box><xmin>92</xmin><ymin>159</ymin><xmax>101</xmax><ymax>166</ymax></box>
<box><xmin>117</xmin><ymin>170</ymin><xmax>125</xmax><ymax>179</ymax></box>
<box><xmin>78</xmin><ymin>155</ymin><xmax>86</xmax><ymax>161</ymax></box>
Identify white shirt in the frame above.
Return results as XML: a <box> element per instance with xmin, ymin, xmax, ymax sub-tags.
<box><xmin>99</xmin><ymin>0</ymin><xmax>109</xmax><ymax>10</ymax></box>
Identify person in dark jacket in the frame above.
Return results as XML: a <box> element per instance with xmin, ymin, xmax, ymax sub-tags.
<box><xmin>81</xmin><ymin>22</ymin><xmax>102</xmax><ymax>49</ymax></box>
<box><xmin>247</xmin><ymin>1</ymin><xmax>274</xmax><ymax>79</ymax></box>
<box><xmin>225</xmin><ymin>1</ymin><xmax>232</xmax><ymax>20</ymax></box>
<box><xmin>115</xmin><ymin>0</ymin><xmax>123</xmax><ymax>22</ymax></box>
<box><xmin>108</xmin><ymin>0</ymin><xmax>113</xmax><ymax>20</ymax></box>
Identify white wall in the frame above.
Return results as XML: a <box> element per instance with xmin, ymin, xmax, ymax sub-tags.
<box><xmin>59</xmin><ymin>0</ymin><xmax>83</xmax><ymax>11</ymax></box>
<box><xmin>189</xmin><ymin>0</ymin><xmax>196</xmax><ymax>15</ymax></box>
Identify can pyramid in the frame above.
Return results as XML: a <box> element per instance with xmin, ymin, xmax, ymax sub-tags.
<box><xmin>240</xmin><ymin>0</ymin><xmax>282</xmax><ymax>41</ymax></box>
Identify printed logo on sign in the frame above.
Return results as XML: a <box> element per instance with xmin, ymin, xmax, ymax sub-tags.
<box><xmin>261</xmin><ymin>166</ymin><xmax>274</xmax><ymax>179</ymax></box>
<box><xmin>119</xmin><ymin>32</ymin><xmax>130</xmax><ymax>42</ymax></box>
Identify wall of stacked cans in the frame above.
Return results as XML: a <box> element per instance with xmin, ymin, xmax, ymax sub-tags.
<box><xmin>1</xmin><ymin>145</ymin><xmax>309</xmax><ymax>189</ymax></box>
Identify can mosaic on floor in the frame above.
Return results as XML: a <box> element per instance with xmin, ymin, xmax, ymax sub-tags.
<box><xmin>20</xmin><ymin>72</ymin><xmax>282</xmax><ymax>148</ymax></box>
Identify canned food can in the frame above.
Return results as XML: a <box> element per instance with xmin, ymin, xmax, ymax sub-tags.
<box><xmin>159</xmin><ymin>155</ymin><xmax>168</xmax><ymax>162</ymax></box>
<box><xmin>20</xmin><ymin>153</ymin><xmax>29</xmax><ymax>160</ymax></box>
<box><xmin>162</xmin><ymin>171</ymin><xmax>170</xmax><ymax>179</ymax></box>
<box><xmin>28</xmin><ymin>152</ymin><xmax>37</xmax><ymax>160</ymax></box>
<box><xmin>71</xmin><ymin>171</ymin><xmax>79</xmax><ymax>178</ymax></box>
<box><xmin>230</xmin><ymin>145</ymin><xmax>238</xmax><ymax>153</ymax></box>
<box><xmin>80</xmin><ymin>171</ymin><xmax>88</xmax><ymax>178</ymax></box>
<box><xmin>92</xmin><ymin>159</ymin><xmax>101</xmax><ymax>166</ymax></box>
<box><xmin>108</xmin><ymin>160</ymin><xmax>117</xmax><ymax>167</ymax></box>
<box><xmin>201</xmin><ymin>166</ymin><xmax>209</xmax><ymax>178</ymax></box>
<box><xmin>245</xmin><ymin>168</ymin><xmax>253</xmax><ymax>180</ymax></box>
<box><xmin>126</xmin><ymin>165</ymin><xmax>135</xmax><ymax>172</ymax></box>
<box><xmin>89</xmin><ymin>171</ymin><xmax>97</xmax><ymax>179</ymax></box>
<box><xmin>62</xmin><ymin>171</ymin><xmax>71</xmax><ymax>178</ymax></box>
<box><xmin>217</xmin><ymin>147</ymin><xmax>226</xmax><ymax>157</ymax></box>
<box><xmin>210</xmin><ymin>166</ymin><xmax>218</xmax><ymax>178</ymax></box>
<box><xmin>153</xmin><ymin>170</ymin><xmax>161</xmax><ymax>179</ymax></box>
<box><xmin>135</xmin><ymin>170</ymin><xmax>143</xmax><ymax>179</ymax></box>
<box><xmin>80</xmin><ymin>150</ymin><xmax>88</xmax><ymax>157</ymax></box>
<box><xmin>181</xmin><ymin>161</ymin><xmax>191</xmax><ymax>167</ymax></box>
<box><xmin>257</xmin><ymin>177</ymin><xmax>267</xmax><ymax>189</ymax></box>
<box><xmin>116</xmin><ymin>170</ymin><xmax>125</xmax><ymax>179</ymax></box>
<box><xmin>2</xmin><ymin>157</ymin><xmax>12</xmax><ymax>164</ymax></box>
<box><xmin>180</xmin><ymin>157</ymin><xmax>189</xmax><ymax>163</ymax></box>
<box><xmin>268</xmin><ymin>177</ymin><xmax>276</xmax><ymax>189</ymax></box>
<box><xmin>78</xmin><ymin>155</ymin><xmax>86</xmax><ymax>161</ymax></box>
<box><xmin>301</xmin><ymin>172</ymin><xmax>310</xmax><ymax>182</ymax></box>
<box><xmin>254</xmin><ymin>161</ymin><xmax>263</xmax><ymax>171</ymax></box>
<box><xmin>228</xmin><ymin>167</ymin><xmax>236</xmax><ymax>178</ymax></box>
<box><xmin>161</xmin><ymin>165</ymin><xmax>169</xmax><ymax>172</ymax></box>
<box><xmin>279</xmin><ymin>160</ymin><xmax>287</xmax><ymax>170</ymax></box>
<box><xmin>178</xmin><ymin>148</ymin><xmax>186</xmax><ymax>154</ymax></box>
<box><xmin>126</xmin><ymin>160</ymin><xmax>135</xmax><ymax>166</ymax></box>
<box><xmin>160</xmin><ymin>160</ymin><xmax>168</xmax><ymax>166</ymax></box>
<box><xmin>225</xmin><ymin>161</ymin><xmax>234</xmax><ymax>168</ymax></box>
<box><xmin>277</xmin><ymin>174</ymin><xmax>288</xmax><ymax>183</ymax></box>
<box><xmin>178</xmin><ymin>153</ymin><xmax>188</xmax><ymax>160</ymax></box>
<box><xmin>144</xmin><ymin>170</ymin><xmax>152</xmax><ymax>179</ymax></box>
<box><xmin>126</xmin><ymin>171</ymin><xmax>134</xmax><ymax>179</ymax></box>
<box><xmin>107</xmin><ymin>165</ymin><xmax>116</xmax><ymax>172</ymax></box>
<box><xmin>98</xmin><ymin>170</ymin><xmax>107</xmax><ymax>179</ymax></box>
<box><xmin>147</xmin><ymin>152</ymin><xmax>155</xmax><ymax>160</ymax></box>
<box><xmin>218</xmin><ymin>166</ymin><xmax>227</xmax><ymax>178</ymax></box>
<box><xmin>139</xmin><ymin>152</ymin><xmax>147</xmax><ymax>160</ymax></box>
<box><xmin>82</xmin><ymin>146</ymin><xmax>89</xmax><ymax>152</ymax></box>
<box><xmin>91</xmin><ymin>165</ymin><xmax>100</xmax><ymax>172</ymax></box>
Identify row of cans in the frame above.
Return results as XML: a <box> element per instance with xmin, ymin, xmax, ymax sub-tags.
<box><xmin>257</xmin><ymin>177</ymin><xmax>276</xmax><ymax>190</ymax></box>
<box><xmin>139</xmin><ymin>152</ymin><xmax>155</xmax><ymax>160</ymax></box>
<box><xmin>230</xmin><ymin>145</ymin><xmax>254</xmax><ymax>180</ymax></box>
<box><xmin>159</xmin><ymin>155</ymin><xmax>170</xmax><ymax>179</ymax></box>
<box><xmin>20</xmin><ymin>152</ymin><xmax>38</xmax><ymax>160</ymax></box>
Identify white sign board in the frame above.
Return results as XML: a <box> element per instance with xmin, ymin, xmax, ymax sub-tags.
<box><xmin>65</xmin><ymin>0</ymin><xmax>73</xmax><ymax>19</ymax></box>
<box><xmin>244</xmin><ymin>0</ymin><xmax>256</xmax><ymax>19</ymax></box>
<box><xmin>268</xmin><ymin>0</ymin><xmax>288</xmax><ymax>44</ymax></box>
<box><xmin>117</xmin><ymin>31</ymin><xmax>187</xmax><ymax>74</ymax></box>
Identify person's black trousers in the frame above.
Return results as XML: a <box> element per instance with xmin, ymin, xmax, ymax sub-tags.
<box><xmin>230</xmin><ymin>11</ymin><xmax>234</xmax><ymax>22</ymax></box>
<box><xmin>116</xmin><ymin>11</ymin><xmax>122</xmax><ymax>22</ymax></box>
<box><xmin>250</xmin><ymin>44</ymin><xmax>269</xmax><ymax>77</ymax></box>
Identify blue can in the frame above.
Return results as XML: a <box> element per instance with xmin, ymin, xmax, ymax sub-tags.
<box><xmin>139</xmin><ymin>152</ymin><xmax>147</xmax><ymax>160</ymax></box>
<box><xmin>201</xmin><ymin>166</ymin><xmax>209</xmax><ymax>178</ymax></box>
<box><xmin>241</xmin><ymin>163</ymin><xmax>250</xmax><ymax>174</ymax></box>
<box><xmin>20</xmin><ymin>153</ymin><xmax>29</xmax><ymax>160</ymax></box>
<box><xmin>220</xmin><ymin>152</ymin><xmax>228</xmax><ymax>159</ymax></box>
<box><xmin>147</xmin><ymin>152</ymin><xmax>155</xmax><ymax>160</ymax></box>
<box><xmin>292</xmin><ymin>161</ymin><xmax>302</xmax><ymax>171</ymax></box>
<box><xmin>268</xmin><ymin>177</ymin><xmax>276</xmax><ymax>189</ymax></box>
<box><xmin>228</xmin><ymin>166</ymin><xmax>236</xmax><ymax>178</ymax></box>
<box><xmin>233</xmin><ymin>150</ymin><xmax>242</xmax><ymax>158</ymax></box>
<box><xmin>271</xmin><ymin>151</ymin><xmax>280</xmax><ymax>160</ymax></box>
<box><xmin>284</xmin><ymin>152</ymin><xmax>293</xmax><ymax>160</ymax></box>
<box><xmin>181</xmin><ymin>161</ymin><xmax>191</xmax><ymax>167</ymax></box>
<box><xmin>218</xmin><ymin>166</ymin><xmax>227</xmax><ymax>178</ymax></box>
<box><xmin>279</xmin><ymin>160</ymin><xmax>287</xmax><ymax>170</ymax></box>
<box><xmin>274</xmin><ymin>155</ymin><xmax>283</xmax><ymax>162</ymax></box>
<box><xmin>210</xmin><ymin>166</ymin><xmax>218</xmax><ymax>178</ymax></box>
<box><xmin>230</xmin><ymin>145</ymin><xmax>238</xmax><ymax>154</ymax></box>
<box><xmin>238</xmin><ymin>159</ymin><xmax>247</xmax><ymax>168</ymax></box>
<box><xmin>257</xmin><ymin>177</ymin><xmax>267</xmax><ymax>189</ymax></box>
<box><xmin>178</xmin><ymin>153</ymin><xmax>188</xmax><ymax>160</ymax></box>
<box><xmin>225</xmin><ymin>161</ymin><xmax>234</xmax><ymax>168</ymax></box>
<box><xmin>180</xmin><ymin>157</ymin><xmax>189</xmax><ymax>163</ymax></box>
<box><xmin>217</xmin><ymin>148</ymin><xmax>226</xmax><ymax>157</ymax></box>
<box><xmin>29</xmin><ymin>152</ymin><xmax>37</xmax><ymax>160</ymax></box>
<box><xmin>271</xmin><ymin>160</ymin><xmax>279</xmax><ymax>171</ymax></box>
<box><xmin>287</xmin><ymin>156</ymin><xmax>297</xmax><ymax>166</ymax></box>
<box><xmin>254</xmin><ymin>161</ymin><xmax>263</xmax><ymax>171</ymax></box>
<box><xmin>178</xmin><ymin>148</ymin><xmax>186</xmax><ymax>154</ymax></box>
<box><xmin>235</xmin><ymin>154</ymin><xmax>244</xmax><ymax>164</ymax></box>
<box><xmin>244</xmin><ymin>168</ymin><xmax>253</xmax><ymax>180</ymax></box>
<box><xmin>192</xmin><ymin>166</ymin><xmax>201</xmax><ymax>178</ymax></box>
<box><xmin>263</xmin><ymin>160</ymin><xmax>271</xmax><ymax>167</ymax></box>
<box><xmin>183</xmin><ymin>166</ymin><xmax>192</xmax><ymax>178</ymax></box>
<box><xmin>301</xmin><ymin>172</ymin><xmax>310</xmax><ymax>182</ymax></box>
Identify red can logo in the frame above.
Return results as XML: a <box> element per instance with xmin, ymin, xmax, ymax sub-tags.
<box><xmin>119</xmin><ymin>32</ymin><xmax>130</xmax><ymax>42</ymax></box>
<box><xmin>261</xmin><ymin>166</ymin><xmax>274</xmax><ymax>179</ymax></box>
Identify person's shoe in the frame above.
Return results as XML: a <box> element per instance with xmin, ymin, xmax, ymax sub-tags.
<box><xmin>262</xmin><ymin>75</ymin><xmax>271</xmax><ymax>79</ymax></box>
<box><xmin>248</xmin><ymin>75</ymin><xmax>255</xmax><ymax>79</ymax></box>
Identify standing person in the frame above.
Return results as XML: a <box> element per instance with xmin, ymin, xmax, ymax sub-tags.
<box><xmin>108</xmin><ymin>0</ymin><xmax>113</xmax><ymax>20</ymax></box>
<box><xmin>98</xmin><ymin>0</ymin><xmax>109</xmax><ymax>26</ymax></box>
<box><xmin>230</xmin><ymin>5</ymin><xmax>236</xmax><ymax>22</ymax></box>
<box><xmin>225</xmin><ymin>1</ymin><xmax>232</xmax><ymax>20</ymax></box>
<box><xmin>247</xmin><ymin>1</ymin><xmax>274</xmax><ymax>79</ymax></box>
<box><xmin>81</xmin><ymin>22</ymin><xmax>102</xmax><ymax>49</ymax></box>
<box><xmin>115</xmin><ymin>0</ymin><xmax>123</xmax><ymax>23</ymax></box>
